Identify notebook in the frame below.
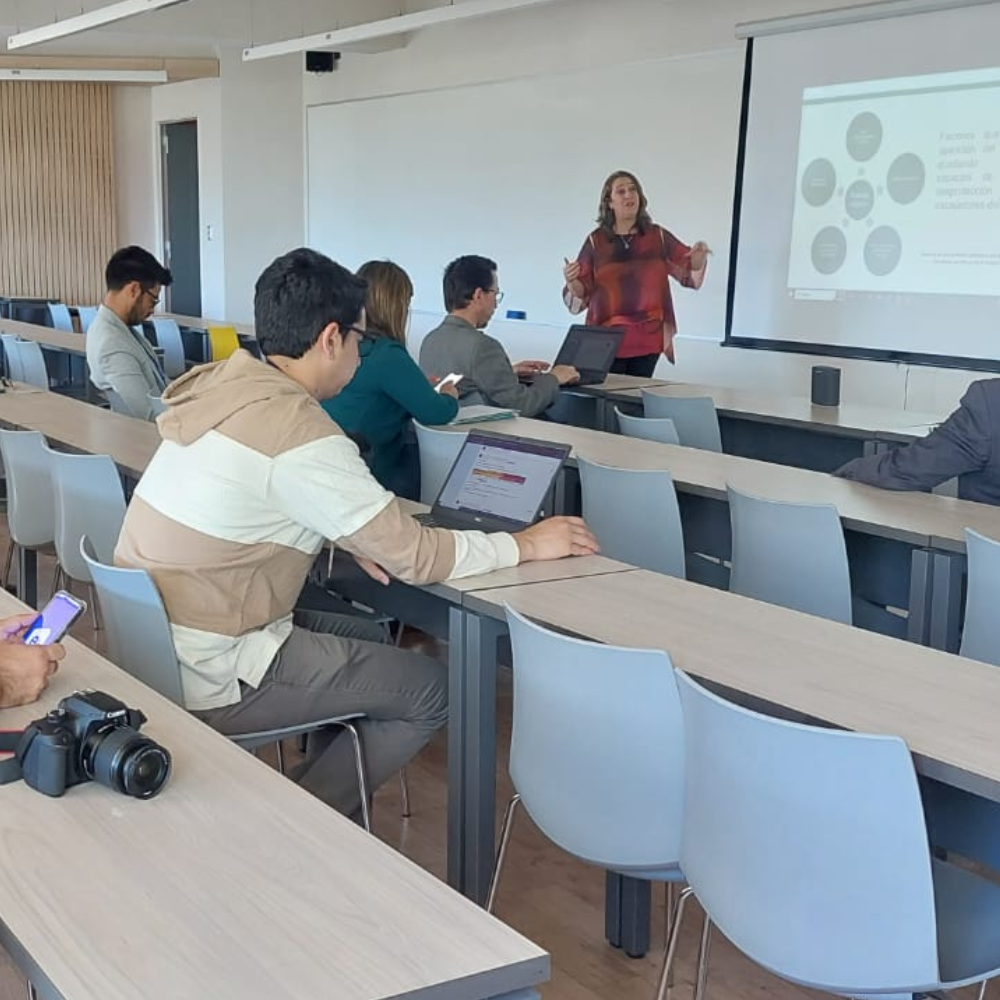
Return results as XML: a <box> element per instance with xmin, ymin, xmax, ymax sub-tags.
<box><xmin>415</xmin><ymin>430</ymin><xmax>570</xmax><ymax>532</ymax></box>
<box><xmin>450</xmin><ymin>404</ymin><xmax>517</xmax><ymax>425</ymax></box>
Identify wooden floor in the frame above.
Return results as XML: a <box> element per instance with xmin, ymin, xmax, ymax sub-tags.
<box><xmin>0</xmin><ymin>526</ymin><xmax>821</xmax><ymax>1000</ymax></box>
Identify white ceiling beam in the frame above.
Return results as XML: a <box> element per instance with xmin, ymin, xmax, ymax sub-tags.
<box><xmin>7</xmin><ymin>0</ymin><xmax>191</xmax><ymax>52</ymax></box>
<box><xmin>0</xmin><ymin>67</ymin><xmax>168</xmax><ymax>83</ymax></box>
<box><xmin>243</xmin><ymin>0</ymin><xmax>564</xmax><ymax>62</ymax></box>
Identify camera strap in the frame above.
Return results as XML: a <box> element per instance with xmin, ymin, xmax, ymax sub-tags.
<box><xmin>0</xmin><ymin>730</ymin><xmax>24</xmax><ymax>784</ymax></box>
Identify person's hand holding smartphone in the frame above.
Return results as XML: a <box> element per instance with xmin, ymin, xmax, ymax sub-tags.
<box><xmin>434</xmin><ymin>372</ymin><xmax>463</xmax><ymax>394</ymax></box>
<box><xmin>22</xmin><ymin>591</ymin><xmax>87</xmax><ymax>646</ymax></box>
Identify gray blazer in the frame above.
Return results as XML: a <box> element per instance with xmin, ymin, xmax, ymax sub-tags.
<box><xmin>86</xmin><ymin>305</ymin><xmax>166</xmax><ymax>421</ymax></box>
<box><xmin>835</xmin><ymin>378</ymin><xmax>1000</xmax><ymax>505</ymax></box>
<box><xmin>418</xmin><ymin>314</ymin><xmax>559</xmax><ymax>418</ymax></box>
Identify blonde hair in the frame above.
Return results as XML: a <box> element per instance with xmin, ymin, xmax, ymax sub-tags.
<box><xmin>356</xmin><ymin>260</ymin><xmax>414</xmax><ymax>346</ymax></box>
<box><xmin>597</xmin><ymin>170</ymin><xmax>652</xmax><ymax>233</ymax></box>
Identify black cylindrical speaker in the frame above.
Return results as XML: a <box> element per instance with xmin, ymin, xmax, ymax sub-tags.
<box><xmin>811</xmin><ymin>365</ymin><xmax>841</xmax><ymax>407</ymax></box>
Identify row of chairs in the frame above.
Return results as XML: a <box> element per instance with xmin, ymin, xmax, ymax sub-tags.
<box><xmin>414</xmin><ymin>421</ymin><xmax>1000</xmax><ymax>663</ymax></box>
<box><xmin>489</xmin><ymin>606</ymin><xmax>1000</xmax><ymax>1000</ymax></box>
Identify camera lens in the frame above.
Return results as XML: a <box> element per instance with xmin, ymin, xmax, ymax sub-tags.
<box><xmin>83</xmin><ymin>727</ymin><xmax>172</xmax><ymax>799</ymax></box>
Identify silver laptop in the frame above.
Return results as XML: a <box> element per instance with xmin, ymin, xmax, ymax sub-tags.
<box><xmin>416</xmin><ymin>431</ymin><xmax>571</xmax><ymax>532</ymax></box>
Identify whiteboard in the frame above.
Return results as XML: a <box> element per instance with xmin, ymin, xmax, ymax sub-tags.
<box><xmin>306</xmin><ymin>50</ymin><xmax>742</xmax><ymax>352</ymax></box>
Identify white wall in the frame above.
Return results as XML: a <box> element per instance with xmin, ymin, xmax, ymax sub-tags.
<box><xmin>112</xmin><ymin>87</ymin><xmax>156</xmax><ymax>254</ymax></box>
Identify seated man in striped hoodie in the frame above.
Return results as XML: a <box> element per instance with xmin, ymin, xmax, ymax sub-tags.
<box><xmin>115</xmin><ymin>247</ymin><xmax>598</xmax><ymax>818</ymax></box>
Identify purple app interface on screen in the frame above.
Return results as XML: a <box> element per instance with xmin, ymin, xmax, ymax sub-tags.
<box><xmin>23</xmin><ymin>592</ymin><xmax>84</xmax><ymax>646</ymax></box>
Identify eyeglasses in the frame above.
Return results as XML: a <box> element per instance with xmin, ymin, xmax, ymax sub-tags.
<box><xmin>344</xmin><ymin>324</ymin><xmax>378</xmax><ymax>357</ymax></box>
<box><xmin>488</xmin><ymin>288</ymin><xmax>505</xmax><ymax>304</ymax></box>
<box><xmin>141</xmin><ymin>288</ymin><xmax>160</xmax><ymax>307</ymax></box>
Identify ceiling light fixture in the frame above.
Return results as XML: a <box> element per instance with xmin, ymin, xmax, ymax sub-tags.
<box><xmin>0</xmin><ymin>67</ymin><xmax>168</xmax><ymax>83</ymax></box>
<box><xmin>7</xmin><ymin>0</ymin><xmax>190</xmax><ymax>52</ymax></box>
<box><xmin>243</xmin><ymin>0</ymin><xmax>563</xmax><ymax>61</ymax></box>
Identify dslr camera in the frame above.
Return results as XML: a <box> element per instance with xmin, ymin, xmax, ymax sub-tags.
<box><xmin>17</xmin><ymin>690</ymin><xmax>172</xmax><ymax>799</ymax></box>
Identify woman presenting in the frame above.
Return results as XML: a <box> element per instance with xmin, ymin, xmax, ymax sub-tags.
<box><xmin>563</xmin><ymin>170</ymin><xmax>710</xmax><ymax>377</ymax></box>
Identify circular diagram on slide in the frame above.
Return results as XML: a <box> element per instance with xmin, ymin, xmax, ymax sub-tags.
<box><xmin>798</xmin><ymin>110</ymin><xmax>926</xmax><ymax>277</ymax></box>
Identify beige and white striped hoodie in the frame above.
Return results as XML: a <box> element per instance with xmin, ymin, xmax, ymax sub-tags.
<box><xmin>115</xmin><ymin>350</ymin><xmax>519</xmax><ymax>711</ymax></box>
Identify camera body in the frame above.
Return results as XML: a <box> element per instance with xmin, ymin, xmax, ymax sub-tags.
<box><xmin>18</xmin><ymin>690</ymin><xmax>171</xmax><ymax>799</ymax></box>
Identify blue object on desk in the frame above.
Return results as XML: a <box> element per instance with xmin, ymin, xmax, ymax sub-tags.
<box><xmin>505</xmin><ymin>309</ymin><xmax>526</xmax><ymax>320</ymax></box>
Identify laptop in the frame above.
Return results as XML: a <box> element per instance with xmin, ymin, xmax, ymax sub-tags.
<box><xmin>415</xmin><ymin>430</ymin><xmax>571</xmax><ymax>532</ymax></box>
<box><xmin>552</xmin><ymin>324</ymin><xmax>624</xmax><ymax>386</ymax></box>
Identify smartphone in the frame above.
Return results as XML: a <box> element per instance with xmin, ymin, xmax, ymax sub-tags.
<box><xmin>435</xmin><ymin>372</ymin><xmax>463</xmax><ymax>393</ymax></box>
<box><xmin>22</xmin><ymin>591</ymin><xmax>87</xmax><ymax>646</ymax></box>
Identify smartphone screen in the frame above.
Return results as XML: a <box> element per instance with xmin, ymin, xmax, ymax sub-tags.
<box><xmin>22</xmin><ymin>591</ymin><xmax>87</xmax><ymax>646</ymax></box>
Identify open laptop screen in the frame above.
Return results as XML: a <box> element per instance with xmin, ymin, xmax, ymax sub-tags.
<box><xmin>554</xmin><ymin>325</ymin><xmax>623</xmax><ymax>374</ymax></box>
<box><xmin>435</xmin><ymin>432</ymin><xmax>569</xmax><ymax>528</ymax></box>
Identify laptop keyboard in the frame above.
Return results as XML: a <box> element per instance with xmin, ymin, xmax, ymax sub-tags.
<box><xmin>414</xmin><ymin>512</ymin><xmax>440</xmax><ymax>528</ymax></box>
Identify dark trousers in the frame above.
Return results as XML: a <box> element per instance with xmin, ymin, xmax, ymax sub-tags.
<box><xmin>611</xmin><ymin>354</ymin><xmax>659</xmax><ymax>378</ymax></box>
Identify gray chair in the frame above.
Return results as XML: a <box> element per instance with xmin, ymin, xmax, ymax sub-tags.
<box><xmin>14</xmin><ymin>340</ymin><xmax>50</xmax><ymax>390</ymax></box>
<box><xmin>960</xmin><ymin>528</ymin><xmax>1000</xmax><ymax>666</ymax></box>
<box><xmin>727</xmin><ymin>485</ymin><xmax>852</xmax><ymax>624</ymax></box>
<box><xmin>46</xmin><ymin>303</ymin><xmax>75</xmax><ymax>332</ymax></box>
<box><xmin>578</xmin><ymin>456</ymin><xmax>685</xmax><ymax>578</ymax></box>
<box><xmin>489</xmin><ymin>607</ymin><xmax>690</xmax><ymax>1000</ymax></box>
<box><xmin>80</xmin><ymin>537</ymin><xmax>374</xmax><ymax>831</ymax></box>
<box><xmin>414</xmin><ymin>422</ymin><xmax>466</xmax><ymax>504</ymax></box>
<box><xmin>149</xmin><ymin>317</ymin><xmax>187</xmax><ymax>379</ymax></box>
<box><xmin>0</xmin><ymin>333</ymin><xmax>25</xmax><ymax>382</ymax></box>
<box><xmin>46</xmin><ymin>448</ymin><xmax>126</xmax><ymax>625</ymax></box>
<box><xmin>640</xmin><ymin>392</ymin><xmax>722</xmax><ymax>452</ymax></box>
<box><xmin>616</xmin><ymin>407</ymin><xmax>680</xmax><ymax>445</ymax></box>
<box><xmin>0</xmin><ymin>430</ymin><xmax>55</xmax><ymax>594</ymax></box>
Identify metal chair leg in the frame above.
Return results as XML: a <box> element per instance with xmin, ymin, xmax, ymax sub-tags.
<box><xmin>486</xmin><ymin>794</ymin><xmax>522</xmax><ymax>913</ymax></box>
<box><xmin>655</xmin><ymin>885</ymin><xmax>693</xmax><ymax>1000</ymax></box>
<box><xmin>978</xmin><ymin>980</ymin><xmax>989</xmax><ymax>1000</ymax></box>
<box><xmin>2</xmin><ymin>539</ymin><xmax>15</xmax><ymax>590</ymax></box>
<box><xmin>399</xmin><ymin>767</ymin><xmax>411</xmax><ymax>818</ymax></box>
<box><xmin>26</xmin><ymin>980</ymin><xmax>39</xmax><ymax>1000</ymax></box>
<box><xmin>50</xmin><ymin>564</ymin><xmax>63</xmax><ymax>599</ymax></box>
<box><xmin>275</xmin><ymin>740</ymin><xmax>286</xmax><ymax>775</ymax></box>
<box><xmin>693</xmin><ymin>914</ymin><xmax>713</xmax><ymax>1000</ymax></box>
<box><xmin>341</xmin><ymin>721</ymin><xmax>371</xmax><ymax>833</ymax></box>
<box><xmin>88</xmin><ymin>583</ymin><xmax>101</xmax><ymax>631</ymax></box>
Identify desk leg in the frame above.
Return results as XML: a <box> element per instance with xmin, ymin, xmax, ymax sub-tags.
<box><xmin>16</xmin><ymin>547</ymin><xmax>38</xmax><ymax>608</ymax></box>
<box><xmin>446</xmin><ymin>607</ymin><xmax>504</xmax><ymax>904</ymax></box>
<box><xmin>930</xmin><ymin>551</ymin><xmax>965</xmax><ymax>653</ymax></box>
<box><xmin>605</xmin><ymin>872</ymin><xmax>650</xmax><ymax>958</ymax></box>
<box><xmin>907</xmin><ymin>548</ymin><xmax>933</xmax><ymax>645</ymax></box>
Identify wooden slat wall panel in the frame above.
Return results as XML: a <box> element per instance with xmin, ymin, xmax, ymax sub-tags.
<box><xmin>0</xmin><ymin>82</ymin><xmax>116</xmax><ymax>303</ymax></box>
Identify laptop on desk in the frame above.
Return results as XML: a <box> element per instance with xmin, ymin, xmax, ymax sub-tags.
<box><xmin>553</xmin><ymin>325</ymin><xmax>624</xmax><ymax>386</ymax></box>
<box><xmin>414</xmin><ymin>430</ymin><xmax>570</xmax><ymax>532</ymax></box>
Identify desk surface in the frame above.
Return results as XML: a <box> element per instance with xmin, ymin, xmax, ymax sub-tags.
<box><xmin>615</xmin><ymin>382</ymin><xmax>946</xmax><ymax>440</ymax></box>
<box><xmin>466</xmin><ymin>569</ymin><xmax>1000</xmax><ymax>798</ymax></box>
<box><xmin>0</xmin><ymin>318</ymin><xmax>86</xmax><ymax>355</ymax></box>
<box><xmin>0</xmin><ymin>386</ymin><xmax>160</xmax><ymax>478</ymax></box>
<box><xmin>163</xmin><ymin>311</ymin><xmax>256</xmax><ymax>339</ymax></box>
<box><xmin>455</xmin><ymin>415</ymin><xmax>1000</xmax><ymax>550</ymax></box>
<box><xmin>0</xmin><ymin>591</ymin><xmax>548</xmax><ymax>1000</ymax></box>
<box><xmin>570</xmin><ymin>373</ymin><xmax>669</xmax><ymax>395</ymax></box>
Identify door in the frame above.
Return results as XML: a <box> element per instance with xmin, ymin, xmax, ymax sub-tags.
<box><xmin>160</xmin><ymin>120</ymin><xmax>202</xmax><ymax>316</ymax></box>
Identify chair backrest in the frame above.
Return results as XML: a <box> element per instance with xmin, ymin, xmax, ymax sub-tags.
<box><xmin>80</xmin><ymin>537</ymin><xmax>185</xmax><ymax>705</ymax></box>
<box><xmin>207</xmin><ymin>325</ymin><xmax>240</xmax><ymax>361</ymax></box>
<box><xmin>640</xmin><ymin>392</ymin><xmax>722</xmax><ymax>452</ymax></box>
<box><xmin>727</xmin><ymin>484</ymin><xmax>852</xmax><ymax>624</ymax></box>
<box><xmin>46</xmin><ymin>303</ymin><xmax>74</xmax><ymax>332</ymax></box>
<box><xmin>615</xmin><ymin>407</ymin><xmax>680</xmax><ymax>445</ymax></box>
<box><xmin>414</xmin><ymin>422</ymin><xmax>466</xmax><ymax>504</ymax></box>
<box><xmin>0</xmin><ymin>333</ymin><xmax>25</xmax><ymax>382</ymax></box>
<box><xmin>148</xmin><ymin>393</ymin><xmax>167</xmax><ymax>418</ymax></box>
<box><xmin>14</xmin><ymin>339</ymin><xmax>50</xmax><ymax>390</ymax></box>
<box><xmin>578</xmin><ymin>456</ymin><xmax>685</xmax><ymax>578</ymax></box>
<box><xmin>506</xmin><ymin>606</ymin><xmax>684</xmax><ymax>871</ymax></box>
<box><xmin>0</xmin><ymin>429</ymin><xmax>55</xmax><ymax>548</ymax></box>
<box><xmin>46</xmin><ymin>448</ymin><xmax>126</xmax><ymax>583</ymax></box>
<box><xmin>676</xmin><ymin>669</ymin><xmax>939</xmax><ymax>993</ymax></box>
<box><xmin>76</xmin><ymin>306</ymin><xmax>98</xmax><ymax>332</ymax></box>
<box><xmin>149</xmin><ymin>318</ymin><xmax>186</xmax><ymax>378</ymax></box>
<box><xmin>960</xmin><ymin>528</ymin><xmax>1000</xmax><ymax>666</ymax></box>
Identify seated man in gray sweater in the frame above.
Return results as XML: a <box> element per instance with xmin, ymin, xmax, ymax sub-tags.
<box><xmin>418</xmin><ymin>255</ymin><xmax>579</xmax><ymax>417</ymax></box>
<box><xmin>834</xmin><ymin>378</ymin><xmax>1000</xmax><ymax>505</ymax></box>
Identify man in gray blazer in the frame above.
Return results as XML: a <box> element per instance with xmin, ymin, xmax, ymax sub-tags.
<box><xmin>86</xmin><ymin>246</ymin><xmax>172</xmax><ymax>421</ymax></box>
<box><xmin>418</xmin><ymin>255</ymin><xmax>579</xmax><ymax>417</ymax></box>
<box><xmin>835</xmin><ymin>378</ymin><xmax>1000</xmax><ymax>505</ymax></box>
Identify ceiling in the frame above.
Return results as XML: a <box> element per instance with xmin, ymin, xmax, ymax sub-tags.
<box><xmin>0</xmin><ymin>0</ymin><xmax>447</xmax><ymax>58</ymax></box>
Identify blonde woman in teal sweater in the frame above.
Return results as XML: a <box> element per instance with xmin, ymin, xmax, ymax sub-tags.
<box><xmin>323</xmin><ymin>260</ymin><xmax>458</xmax><ymax>499</ymax></box>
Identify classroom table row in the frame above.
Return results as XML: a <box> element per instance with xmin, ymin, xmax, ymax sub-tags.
<box><xmin>0</xmin><ymin>592</ymin><xmax>548</xmax><ymax>1000</ymax></box>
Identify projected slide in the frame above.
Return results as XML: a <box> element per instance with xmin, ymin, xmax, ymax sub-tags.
<box><xmin>787</xmin><ymin>67</ymin><xmax>1000</xmax><ymax>298</ymax></box>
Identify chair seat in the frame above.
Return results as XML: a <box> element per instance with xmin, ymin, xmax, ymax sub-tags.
<box><xmin>613</xmin><ymin>864</ymin><xmax>685</xmax><ymax>883</ymax></box>
<box><xmin>935</xmin><ymin>857</ymin><xmax>1000</xmax><ymax>988</ymax></box>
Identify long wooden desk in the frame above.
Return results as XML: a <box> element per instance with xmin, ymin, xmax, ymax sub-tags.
<box><xmin>601</xmin><ymin>381</ymin><xmax>946</xmax><ymax>470</ymax></box>
<box><xmin>0</xmin><ymin>590</ymin><xmax>548</xmax><ymax>1000</ymax></box>
<box><xmin>163</xmin><ymin>311</ymin><xmax>256</xmax><ymax>339</ymax></box>
<box><xmin>0</xmin><ymin>317</ymin><xmax>86</xmax><ymax>356</ymax></box>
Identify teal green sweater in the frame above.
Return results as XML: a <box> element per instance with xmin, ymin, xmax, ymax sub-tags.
<box><xmin>323</xmin><ymin>337</ymin><xmax>459</xmax><ymax>489</ymax></box>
